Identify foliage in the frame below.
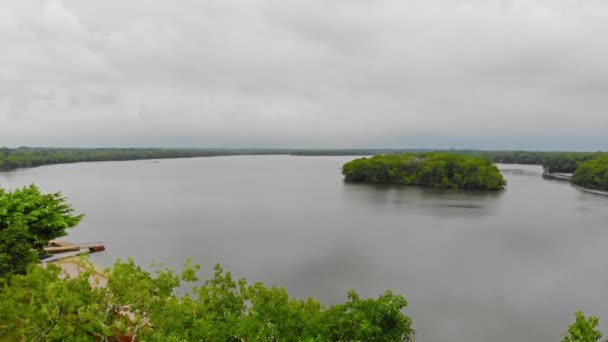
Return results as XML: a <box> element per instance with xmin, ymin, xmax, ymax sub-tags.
<box><xmin>0</xmin><ymin>147</ymin><xmax>292</xmax><ymax>171</ymax></box>
<box><xmin>562</xmin><ymin>311</ymin><xmax>604</xmax><ymax>342</ymax></box>
<box><xmin>571</xmin><ymin>157</ymin><xmax>608</xmax><ymax>191</ymax></box>
<box><xmin>0</xmin><ymin>262</ymin><xmax>111</xmax><ymax>340</ymax></box>
<box><xmin>0</xmin><ymin>185</ymin><xmax>82</xmax><ymax>277</ymax></box>
<box><xmin>323</xmin><ymin>289</ymin><xmax>412</xmax><ymax>341</ymax></box>
<box><xmin>446</xmin><ymin>150</ymin><xmax>606</xmax><ymax>173</ymax></box>
<box><xmin>540</xmin><ymin>153</ymin><xmax>606</xmax><ymax>174</ymax></box>
<box><xmin>0</xmin><ymin>259</ymin><xmax>414</xmax><ymax>341</ymax></box>
<box><xmin>342</xmin><ymin>152</ymin><xmax>506</xmax><ymax>190</ymax></box>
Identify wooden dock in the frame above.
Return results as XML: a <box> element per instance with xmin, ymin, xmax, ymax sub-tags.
<box><xmin>40</xmin><ymin>241</ymin><xmax>105</xmax><ymax>263</ymax></box>
<box><xmin>42</xmin><ymin>241</ymin><xmax>105</xmax><ymax>258</ymax></box>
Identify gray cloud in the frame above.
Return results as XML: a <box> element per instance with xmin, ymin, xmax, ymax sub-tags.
<box><xmin>1</xmin><ymin>0</ymin><xmax>607</xmax><ymax>149</ymax></box>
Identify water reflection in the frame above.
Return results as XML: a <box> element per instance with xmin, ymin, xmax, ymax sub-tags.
<box><xmin>342</xmin><ymin>182</ymin><xmax>502</xmax><ymax>218</ymax></box>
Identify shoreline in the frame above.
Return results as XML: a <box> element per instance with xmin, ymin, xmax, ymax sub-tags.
<box><xmin>542</xmin><ymin>171</ymin><xmax>572</xmax><ymax>181</ymax></box>
<box><xmin>571</xmin><ymin>184</ymin><xmax>608</xmax><ymax>196</ymax></box>
<box><xmin>542</xmin><ymin>172</ymin><xmax>608</xmax><ymax>196</ymax></box>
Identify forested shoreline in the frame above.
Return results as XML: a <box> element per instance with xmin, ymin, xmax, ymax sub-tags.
<box><xmin>1</xmin><ymin>147</ymin><xmax>605</xmax><ymax>172</ymax></box>
<box><xmin>0</xmin><ymin>147</ymin><xmax>292</xmax><ymax>171</ymax></box>
<box><xmin>342</xmin><ymin>153</ymin><xmax>506</xmax><ymax>190</ymax></box>
<box><xmin>452</xmin><ymin>150</ymin><xmax>606</xmax><ymax>173</ymax></box>
<box><xmin>571</xmin><ymin>156</ymin><xmax>608</xmax><ymax>192</ymax></box>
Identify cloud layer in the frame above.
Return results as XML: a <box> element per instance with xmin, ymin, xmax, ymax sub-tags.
<box><xmin>1</xmin><ymin>0</ymin><xmax>607</xmax><ymax>149</ymax></box>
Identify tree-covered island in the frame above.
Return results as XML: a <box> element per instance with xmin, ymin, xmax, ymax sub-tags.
<box><xmin>342</xmin><ymin>152</ymin><xmax>506</xmax><ymax>190</ymax></box>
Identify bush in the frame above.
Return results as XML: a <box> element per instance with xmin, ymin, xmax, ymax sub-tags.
<box><xmin>0</xmin><ymin>260</ymin><xmax>414</xmax><ymax>341</ymax></box>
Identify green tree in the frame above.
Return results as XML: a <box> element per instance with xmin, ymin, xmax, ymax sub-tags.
<box><xmin>562</xmin><ymin>311</ymin><xmax>604</xmax><ymax>342</ymax></box>
<box><xmin>324</xmin><ymin>289</ymin><xmax>413</xmax><ymax>341</ymax></box>
<box><xmin>0</xmin><ymin>185</ymin><xmax>83</xmax><ymax>277</ymax></box>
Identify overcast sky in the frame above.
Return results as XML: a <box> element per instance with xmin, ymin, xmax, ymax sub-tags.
<box><xmin>1</xmin><ymin>0</ymin><xmax>607</xmax><ymax>150</ymax></box>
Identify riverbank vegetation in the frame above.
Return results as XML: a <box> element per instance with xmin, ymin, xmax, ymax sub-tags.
<box><xmin>342</xmin><ymin>153</ymin><xmax>506</xmax><ymax>190</ymax></box>
<box><xmin>571</xmin><ymin>157</ymin><xmax>608</xmax><ymax>192</ymax></box>
<box><xmin>539</xmin><ymin>153</ymin><xmax>606</xmax><ymax>174</ymax></box>
<box><xmin>0</xmin><ymin>147</ymin><xmax>292</xmax><ymax>171</ymax></box>
<box><xmin>448</xmin><ymin>150</ymin><xmax>606</xmax><ymax>173</ymax></box>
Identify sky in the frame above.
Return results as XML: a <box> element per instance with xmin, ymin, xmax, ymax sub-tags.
<box><xmin>0</xmin><ymin>0</ymin><xmax>607</xmax><ymax>150</ymax></box>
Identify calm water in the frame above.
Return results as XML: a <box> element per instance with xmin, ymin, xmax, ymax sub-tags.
<box><xmin>1</xmin><ymin>156</ymin><xmax>608</xmax><ymax>341</ymax></box>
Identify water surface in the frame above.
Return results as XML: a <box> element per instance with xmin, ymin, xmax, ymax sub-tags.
<box><xmin>1</xmin><ymin>156</ymin><xmax>607</xmax><ymax>341</ymax></box>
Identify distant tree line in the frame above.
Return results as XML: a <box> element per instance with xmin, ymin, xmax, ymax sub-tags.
<box><xmin>1</xmin><ymin>147</ymin><xmax>606</xmax><ymax>176</ymax></box>
<box><xmin>447</xmin><ymin>150</ymin><xmax>607</xmax><ymax>173</ymax></box>
<box><xmin>342</xmin><ymin>152</ymin><xmax>506</xmax><ymax>190</ymax></box>
<box><xmin>0</xmin><ymin>147</ymin><xmax>290</xmax><ymax>171</ymax></box>
<box><xmin>290</xmin><ymin>149</ymin><xmax>431</xmax><ymax>156</ymax></box>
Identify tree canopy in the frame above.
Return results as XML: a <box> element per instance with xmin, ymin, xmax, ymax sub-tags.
<box><xmin>0</xmin><ymin>185</ymin><xmax>82</xmax><ymax>277</ymax></box>
<box><xmin>562</xmin><ymin>311</ymin><xmax>604</xmax><ymax>342</ymax></box>
<box><xmin>342</xmin><ymin>152</ymin><xmax>506</xmax><ymax>190</ymax></box>
<box><xmin>0</xmin><ymin>259</ymin><xmax>414</xmax><ymax>341</ymax></box>
<box><xmin>570</xmin><ymin>157</ymin><xmax>608</xmax><ymax>192</ymax></box>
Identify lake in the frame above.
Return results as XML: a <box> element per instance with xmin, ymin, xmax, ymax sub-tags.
<box><xmin>1</xmin><ymin>156</ymin><xmax>607</xmax><ymax>341</ymax></box>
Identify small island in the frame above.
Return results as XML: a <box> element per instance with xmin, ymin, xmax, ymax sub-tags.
<box><xmin>341</xmin><ymin>152</ymin><xmax>506</xmax><ymax>190</ymax></box>
<box><xmin>571</xmin><ymin>156</ymin><xmax>608</xmax><ymax>192</ymax></box>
